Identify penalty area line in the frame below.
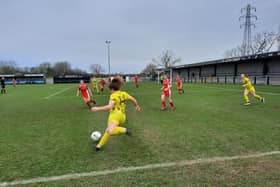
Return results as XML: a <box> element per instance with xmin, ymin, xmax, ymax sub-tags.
<box><xmin>0</xmin><ymin>151</ymin><xmax>279</xmax><ymax>187</ymax></box>
<box><xmin>44</xmin><ymin>87</ymin><xmax>71</xmax><ymax>99</ymax></box>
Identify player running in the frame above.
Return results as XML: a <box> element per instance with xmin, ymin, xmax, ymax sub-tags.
<box><xmin>161</xmin><ymin>75</ymin><xmax>175</xmax><ymax>110</ymax></box>
<box><xmin>91</xmin><ymin>77</ymin><xmax>99</xmax><ymax>94</ymax></box>
<box><xmin>241</xmin><ymin>74</ymin><xmax>265</xmax><ymax>106</ymax></box>
<box><xmin>176</xmin><ymin>75</ymin><xmax>184</xmax><ymax>94</ymax></box>
<box><xmin>100</xmin><ymin>78</ymin><xmax>106</xmax><ymax>92</ymax></box>
<box><xmin>76</xmin><ymin>80</ymin><xmax>96</xmax><ymax>109</ymax></box>
<box><xmin>134</xmin><ymin>75</ymin><xmax>139</xmax><ymax>88</ymax></box>
<box><xmin>1</xmin><ymin>77</ymin><xmax>6</xmax><ymax>94</ymax></box>
<box><xmin>91</xmin><ymin>77</ymin><xmax>141</xmax><ymax>151</ymax></box>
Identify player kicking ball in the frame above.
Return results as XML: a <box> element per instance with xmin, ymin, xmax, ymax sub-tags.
<box><xmin>76</xmin><ymin>80</ymin><xmax>96</xmax><ymax>109</ymax></box>
<box><xmin>241</xmin><ymin>74</ymin><xmax>265</xmax><ymax>106</ymax></box>
<box><xmin>91</xmin><ymin>77</ymin><xmax>141</xmax><ymax>151</ymax></box>
<box><xmin>161</xmin><ymin>74</ymin><xmax>175</xmax><ymax>111</ymax></box>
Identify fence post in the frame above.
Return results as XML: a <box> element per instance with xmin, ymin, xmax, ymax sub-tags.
<box><xmin>266</xmin><ymin>75</ymin><xmax>270</xmax><ymax>85</ymax></box>
<box><xmin>254</xmin><ymin>76</ymin><xmax>256</xmax><ymax>85</ymax></box>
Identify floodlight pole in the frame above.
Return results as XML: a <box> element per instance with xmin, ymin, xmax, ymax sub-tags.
<box><xmin>105</xmin><ymin>40</ymin><xmax>111</xmax><ymax>76</ymax></box>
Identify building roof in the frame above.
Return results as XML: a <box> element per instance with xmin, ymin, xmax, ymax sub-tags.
<box><xmin>172</xmin><ymin>51</ymin><xmax>280</xmax><ymax>69</ymax></box>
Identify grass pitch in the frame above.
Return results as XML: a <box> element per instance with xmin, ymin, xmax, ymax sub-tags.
<box><xmin>0</xmin><ymin>82</ymin><xmax>280</xmax><ymax>186</ymax></box>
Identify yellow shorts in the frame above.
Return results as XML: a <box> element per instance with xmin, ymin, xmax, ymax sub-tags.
<box><xmin>108</xmin><ymin>111</ymin><xmax>126</xmax><ymax>125</ymax></box>
<box><xmin>245</xmin><ymin>87</ymin><xmax>255</xmax><ymax>93</ymax></box>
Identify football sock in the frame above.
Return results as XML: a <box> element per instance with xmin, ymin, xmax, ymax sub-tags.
<box><xmin>170</xmin><ymin>102</ymin><xmax>175</xmax><ymax>107</ymax></box>
<box><xmin>97</xmin><ymin>132</ymin><xmax>110</xmax><ymax>148</ymax></box>
<box><xmin>111</xmin><ymin>127</ymin><xmax>126</xmax><ymax>135</ymax></box>
<box><xmin>244</xmin><ymin>95</ymin><xmax>250</xmax><ymax>103</ymax></box>
<box><xmin>254</xmin><ymin>95</ymin><xmax>262</xmax><ymax>100</ymax></box>
<box><xmin>162</xmin><ymin>101</ymin><xmax>166</xmax><ymax>108</ymax></box>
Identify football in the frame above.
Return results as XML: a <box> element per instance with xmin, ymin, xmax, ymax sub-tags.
<box><xmin>91</xmin><ymin>131</ymin><xmax>101</xmax><ymax>141</ymax></box>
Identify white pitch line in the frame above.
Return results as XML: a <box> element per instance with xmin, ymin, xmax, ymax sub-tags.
<box><xmin>193</xmin><ymin>85</ymin><xmax>280</xmax><ymax>96</ymax></box>
<box><xmin>0</xmin><ymin>151</ymin><xmax>279</xmax><ymax>187</ymax></box>
<box><xmin>44</xmin><ymin>87</ymin><xmax>71</xmax><ymax>99</ymax></box>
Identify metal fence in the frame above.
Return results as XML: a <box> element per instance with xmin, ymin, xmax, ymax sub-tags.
<box><xmin>184</xmin><ymin>75</ymin><xmax>280</xmax><ymax>86</ymax></box>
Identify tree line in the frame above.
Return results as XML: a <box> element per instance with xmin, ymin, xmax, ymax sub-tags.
<box><xmin>0</xmin><ymin>61</ymin><xmax>89</xmax><ymax>76</ymax></box>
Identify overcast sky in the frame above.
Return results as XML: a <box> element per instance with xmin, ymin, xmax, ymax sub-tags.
<box><xmin>0</xmin><ymin>0</ymin><xmax>279</xmax><ymax>73</ymax></box>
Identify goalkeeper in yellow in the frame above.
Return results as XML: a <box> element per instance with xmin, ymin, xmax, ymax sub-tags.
<box><xmin>91</xmin><ymin>77</ymin><xmax>99</xmax><ymax>93</ymax></box>
<box><xmin>91</xmin><ymin>77</ymin><xmax>141</xmax><ymax>151</ymax></box>
<box><xmin>241</xmin><ymin>74</ymin><xmax>265</xmax><ymax>106</ymax></box>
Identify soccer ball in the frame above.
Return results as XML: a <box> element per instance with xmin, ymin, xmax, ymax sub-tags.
<box><xmin>91</xmin><ymin>131</ymin><xmax>101</xmax><ymax>141</ymax></box>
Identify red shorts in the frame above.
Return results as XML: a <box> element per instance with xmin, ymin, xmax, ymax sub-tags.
<box><xmin>177</xmin><ymin>83</ymin><xmax>182</xmax><ymax>89</ymax></box>
<box><xmin>82</xmin><ymin>93</ymin><xmax>89</xmax><ymax>101</ymax></box>
<box><xmin>162</xmin><ymin>90</ymin><xmax>171</xmax><ymax>98</ymax></box>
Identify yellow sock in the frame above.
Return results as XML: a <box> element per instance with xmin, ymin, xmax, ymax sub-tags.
<box><xmin>244</xmin><ymin>95</ymin><xmax>250</xmax><ymax>103</ymax></box>
<box><xmin>97</xmin><ymin>132</ymin><xmax>110</xmax><ymax>148</ymax></box>
<box><xmin>254</xmin><ymin>95</ymin><xmax>262</xmax><ymax>100</ymax></box>
<box><xmin>111</xmin><ymin>127</ymin><xmax>126</xmax><ymax>135</ymax></box>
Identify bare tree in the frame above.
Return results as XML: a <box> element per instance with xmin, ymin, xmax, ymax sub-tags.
<box><xmin>71</xmin><ymin>68</ymin><xmax>87</xmax><ymax>75</ymax></box>
<box><xmin>152</xmin><ymin>50</ymin><xmax>181</xmax><ymax>69</ymax></box>
<box><xmin>141</xmin><ymin>63</ymin><xmax>157</xmax><ymax>75</ymax></box>
<box><xmin>90</xmin><ymin>64</ymin><xmax>104</xmax><ymax>76</ymax></box>
<box><xmin>224</xmin><ymin>45</ymin><xmax>243</xmax><ymax>58</ymax></box>
<box><xmin>225</xmin><ymin>31</ymin><xmax>278</xmax><ymax>58</ymax></box>
<box><xmin>38</xmin><ymin>62</ymin><xmax>52</xmax><ymax>75</ymax></box>
<box><xmin>53</xmin><ymin>61</ymin><xmax>71</xmax><ymax>75</ymax></box>
<box><xmin>251</xmin><ymin>31</ymin><xmax>276</xmax><ymax>54</ymax></box>
<box><xmin>0</xmin><ymin>61</ymin><xmax>18</xmax><ymax>74</ymax></box>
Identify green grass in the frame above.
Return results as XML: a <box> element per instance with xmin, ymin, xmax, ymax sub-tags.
<box><xmin>0</xmin><ymin>82</ymin><xmax>280</xmax><ymax>186</ymax></box>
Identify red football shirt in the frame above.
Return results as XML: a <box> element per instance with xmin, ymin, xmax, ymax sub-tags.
<box><xmin>163</xmin><ymin>79</ymin><xmax>171</xmax><ymax>91</ymax></box>
<box><xmin>78</xmin><ymin>84</ymin><xmax>89</xmax><ymax>98</ymax></box>
<box><xmin>100</xmin><ymin>79</ymin><xmax>105</xmax><ymax>87</ymax></box>
<box><xmin>176</xmin><ymin>77</ymin><xmax>182</xmax><ymax>86</ymax></box>
<box><xmin>134</xmin><ymin>76</ymin><xmax>139</xmax><ymax>83</ymax></box>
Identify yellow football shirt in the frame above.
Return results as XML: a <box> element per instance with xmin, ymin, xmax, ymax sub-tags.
<box><xmin>241</xmin><ymin>77</ymin><xmax>253</xmax><ymax>90</ymax></box>
<box><xmin>109</xmin><ymin>91</ymin><xmax>132</xmax><ymax>114</ymax></box>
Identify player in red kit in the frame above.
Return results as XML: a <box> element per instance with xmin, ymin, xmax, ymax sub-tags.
<box><xmin>100</xmin><ymin>79</ymin><xmax>106</xmax><ymax>92</ymax></box>
<box><xmin>176</xmin><ymin>75</ymin><xmax>184</xmax><ymax>94</ymax></box>
<box><xmin>134</xmin><ymin>75</ymin><xmax>139</xmax><ymax>88</ymax></box>
<box><xmin>161</xmin><ymin>75</ymin><xmax>175</xmax><ymax>111</ymax></box>
<box><xmin>76</xmin><ymin>80</ymin><xmax>96</xmax><ymax>109</ymax></box>
<box><xmin>12</xmin><ymin>78</ymin><xmax>17</xmax><ymax>87</ymax></box>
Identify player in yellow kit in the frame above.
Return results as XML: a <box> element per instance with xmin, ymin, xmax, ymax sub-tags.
<box><xmin>91</xmin><ymin>77</ymin><xmax>99</xmax><ymax>93</ymax></box>
<box><xmin>91</xmin><ymin>77</ymin><xmax>141</xmax><ymax>151</ymax></box>
<box><xmin>241</xmin><ymin>74</ymin><xmax>265</xmax><ymax>105</ymax></box>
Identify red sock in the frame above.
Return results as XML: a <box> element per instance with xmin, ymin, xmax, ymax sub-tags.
<box><xmin>162</xmin><ymin>101</ymin><xmax>166</xmax><ymax>108</ymax></box>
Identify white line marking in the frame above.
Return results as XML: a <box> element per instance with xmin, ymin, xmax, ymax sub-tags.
<box><xmin>0</xmin><ymin>151</ymin><xmax>279</xmax><ymax>187</ymax></box>
<box><xmin>44</xmin><ymin>87</ymin><xmax>71</xmax><ymax>99</ymax></box>
<box><xmin>50</xmin><ymin>93</ymin><xmax>161</xmax><ymax>99</ymax></box>
<box><xmin>193</xmin><ymin>85</ymin><xmax>280</xmax><ymax>95</ymax></box>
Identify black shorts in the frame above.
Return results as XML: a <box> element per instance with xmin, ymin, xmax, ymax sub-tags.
<box><xmin>1</xmin><ymin>85</ymin><xmax>5</xmax><ymax>88</ymax></box>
